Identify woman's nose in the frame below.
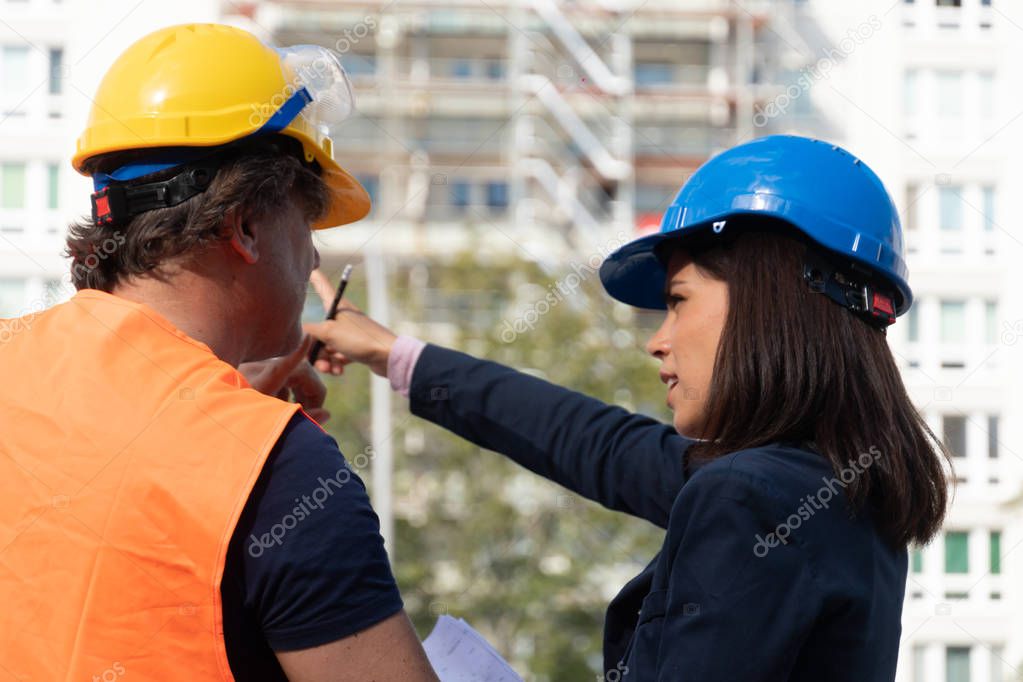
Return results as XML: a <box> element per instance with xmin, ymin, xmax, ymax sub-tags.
<box><xmin>646</xmin><ymin>315</ymin><xmax>671</xmax><ymax>358</ymax></box>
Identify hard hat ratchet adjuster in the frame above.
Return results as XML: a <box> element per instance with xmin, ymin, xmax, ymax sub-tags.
<box><xmin>802</xmin><ymin>253</ymin><xmax>897</xmax><ymax>330</ymax></box>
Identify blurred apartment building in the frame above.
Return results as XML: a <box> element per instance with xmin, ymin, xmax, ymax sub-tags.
<box><xmin>245</xmin><ymin>0</ymin><xmax>796</xmax><ymax>262</ymax></box>
<box><xmin>861</xmin><ymin>2</ymin><xmax>1020</xmax><ymax>680</ymax></box>
<box><xmin>741</xmin><ymin>2</ymin><xmax>1023</xmax><ymax>679</ymax></box>
<box><xmin>0</xmin><ymin>0</ymin><xmax>220</xmax><ymax>317</ymax></box>
<box><xmin>1</xmin><ymin>0</ymin><xmax>1022</xmax><ymax>680</ymax></box>
<box><xmin>248</xmin><ymin>3</ymin><xmax>1023</xmax><ymax>680</ymax></box>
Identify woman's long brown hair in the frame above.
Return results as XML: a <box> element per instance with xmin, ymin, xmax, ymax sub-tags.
<box><xmin>674</xmin><ymin>223</ymin><xmax>950</xmax><ymax>547</ymax></box>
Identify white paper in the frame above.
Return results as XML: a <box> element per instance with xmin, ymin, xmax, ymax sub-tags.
<box><xmin>422</xmin><ymin>615</ymin><xmax>524</xmax><ymax>682</ymax></box>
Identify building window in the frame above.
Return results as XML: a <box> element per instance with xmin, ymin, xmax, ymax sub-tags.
<box><xmin>946</xmin><ymin>646</ymin><xmax>970</xmax><ymax>682</ymax></box>
<box><xmin>937</xmin><ymin>72</ymin><xmax>963</xmax><ymax>118</ymax></box>
<box><xmin>904</xmin><ymin>183</ymin><xmax>919</xmax><ymax>230</ymax></box>
<box><xmin>911</xmin><ymin>548</ymin><xmax>924</xmax><ymax>573</ymax></box>
<box><xmin>47</xmin><ymin>163</ymin><xmax>59</xmax><ymax>209</ymax></box>
<box><xmin>355</xmin><ymin>174</ymin><xmax>378</xmax><ymax>205</ymax></box>
<box><xmin>903</xmin><ymin>70</ymin><xmax>918</xmax><ymax>118</ymax></box>
<box><xmin>945</xmin><ymin>531</ymin><xmax>969</xmax><ymax>573</ymax></box>
<box><xmin>979</xmin><ymin>73</ymin><xmax>994</xmax><ymax>119</ymax></box>
<box><xmin>344</xmin><ymin>55</ymin><xmax>376</xmax><ymax>78</ymax></box>
<box><xmin>981</xmin><ymin>186</ymin><xmax>995</xmax><ymax>231</ymax></box>
<box><xmin>485</xmin><ymin>181</ymin><xmax>508</xmax><ymax>209</ymax></box>
<box><xmin>938</xmin><ymin>187</ymin><xmax>962</xmax><ymax>230</ymax></box>
<box><xmin>449</xmin><ymin>59</ymin><xmax>472</xmax><ymax>79</ymax></box>
<box><xmin>940</xmin><ymin>300</ymin><xmax>966</xmax><ymax>343</ymax></box>
<box><xmin>48</xmin><ymin>48</ymin><xmax>63</xmax><ymax>95</ymax></box>
<box><xmin>0</xmin><ymin>278</ymin><xmax>26</xmax><ymax>317</ymax></box>
<box><xmin>1</xmin><ymin>163</ymin><xmax>26</xmax><ymax>209</ymax></box>
<box><xmin>990</xmin><ymin>531</ymin><xmax>1001</xmax><ymax>574</ymax></box>
<box><xmin>984</xmin><ymin>300</ymin><xmax>997</xmax><ymax>344</ymax></box>
<box><xmin>943</xmin><ymin>415</ymin><xmax>967</xmax><ymax>458</ymax></box>
<box><xmin>635</xmin><ymin>62</ymin><xmax>675</xmax><ymax>86</ymax></box>
<box><xmin>1</xmin><ymin>44</ymin><xmax>30</xmax><ymax>97</ymax></box>
<box><xmin>485</xmin><ymin>59</ymin><xmax>504</xmax><ymax>80</ymax></box>
<box><xmin>988</xmin><ymin>415</ymin><xmax>999</xmax><ymax>458</ymax></box>
<box><xmin>906</xmin><ymin>303</ymin><xmax>920</xmax><ymax>342</ymax></box>
<box><xmin>450</xmin><ymin>180</ymin><xmax>471</xmax><ymax>210</ymax></box>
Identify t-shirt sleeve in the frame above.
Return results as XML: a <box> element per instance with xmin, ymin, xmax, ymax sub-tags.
<box><xmin>228</xmin><ymin>412</ymin><xmax>404</xmax><ymax>652</ymax></box>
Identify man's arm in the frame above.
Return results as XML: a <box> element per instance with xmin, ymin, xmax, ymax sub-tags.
<box><xmin>226</xmin><ymin>413</ymin><xmax>437</xmax><ymax>681</ymax></box>
<box><xmin>276</xmin><ymin>611</ymin><xmax>437</xmax><ymax>682</ymax></box>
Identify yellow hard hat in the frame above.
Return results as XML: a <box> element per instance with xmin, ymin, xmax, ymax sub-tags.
<box><xmin>73</xmin><ymin>23</ymin><xmax>370</xmax><ymax>229</ymax></box>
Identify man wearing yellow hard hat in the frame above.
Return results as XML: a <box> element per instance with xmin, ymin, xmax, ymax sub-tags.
<box><xmin>0</xmin><ymin>24</ymin><xmax>437</xmax><ymax>682</ymax></box>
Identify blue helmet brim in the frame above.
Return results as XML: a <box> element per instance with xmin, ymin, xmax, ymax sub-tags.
<box><xmin>600</xmin><ymin>215</ymin><xmax>913</xmax><ymax>313</ymax></box>
<box><xmin>599</xmin><ymin>230</ymin><xmax>678</xmax><ymax>310</ymax></box>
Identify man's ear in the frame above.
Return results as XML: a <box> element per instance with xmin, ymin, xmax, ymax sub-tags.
<box><xmin>225</xmin><ymin>208</ymin><xmax>259</xmax><ymax>265</ymax></box>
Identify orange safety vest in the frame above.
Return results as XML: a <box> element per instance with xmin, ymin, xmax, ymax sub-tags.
<box><xmin>0</xmin><ymin>289</ymin><xmax>301</xmax><ymax>680</ymax></box>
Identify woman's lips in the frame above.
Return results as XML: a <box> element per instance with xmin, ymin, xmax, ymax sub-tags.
<box><xmin>666</xmin><ymin>377</ymin><xmax>679</xmax><ymax>407</ymax></box>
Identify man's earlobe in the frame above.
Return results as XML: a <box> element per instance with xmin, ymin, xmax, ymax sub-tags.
<box><xmin>226</xmin><ymin>210</ymin><xmax>259</xmax><ymax>264</ymax></box>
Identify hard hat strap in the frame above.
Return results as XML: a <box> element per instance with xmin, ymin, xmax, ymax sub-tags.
<box><xmin>91</xmin><ymin>158</ymin><xmax>222</xmax><ymax>226</ymax></box>
<box><xmin>257</xmin><ymin>87</ymin><xmax>313</xmax><ymax>134</ymax></box>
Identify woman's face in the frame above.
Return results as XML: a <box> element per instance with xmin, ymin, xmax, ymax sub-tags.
<box><xmin>645</xmin><ymin>249</ymin><xmax>729</xmax><ymax>438</ymax></box>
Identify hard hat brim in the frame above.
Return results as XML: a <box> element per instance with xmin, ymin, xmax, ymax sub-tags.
<box><xmin>310</xmin><ymin>153</ymin><xmax>371</xmax><ymax>229</ymax></box>
<box><xmin>600</xmin><ymin>213</ymin><xmax>913</xmax><ymax>313</ymax></box>
<box><xmin>599</xmin><ymin>230</ymin><xmax>678</xmax><ymax>310</ymax></box>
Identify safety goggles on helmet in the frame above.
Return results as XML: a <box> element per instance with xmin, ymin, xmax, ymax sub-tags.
<box><xmin>275</xmin><ymin>45</ymin><xmax>356</xmax><ymax>137</ymax></box>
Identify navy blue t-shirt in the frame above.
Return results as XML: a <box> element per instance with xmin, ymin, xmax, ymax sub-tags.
<box><xmin>221</xmin><ymin>413</ymin><xmax>404</xmax><ymax>680</ymax></box>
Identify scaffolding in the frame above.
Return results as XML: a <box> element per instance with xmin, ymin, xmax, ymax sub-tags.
<box><xmin>245</xmin><ymin>0</ymin><xmax>799</xmax><ymax>260</ymax></box>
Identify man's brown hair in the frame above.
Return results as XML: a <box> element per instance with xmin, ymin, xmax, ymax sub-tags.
<box><xmin>66</xmin><ymin>136</ymin><xmax>329</xmax><ymax>292</ymax></box>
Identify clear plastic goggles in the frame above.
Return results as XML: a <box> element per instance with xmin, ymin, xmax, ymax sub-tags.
<box><xmin>275</xmin><ymin>44</ymin><xmax>356</xmax><ymax>136</ymax></box>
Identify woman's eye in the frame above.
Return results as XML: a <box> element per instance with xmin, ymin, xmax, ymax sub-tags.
<box><xmin>665</xmin><ymin>294</ymin><xmax>687</xmax><ymax>309</ymax></box>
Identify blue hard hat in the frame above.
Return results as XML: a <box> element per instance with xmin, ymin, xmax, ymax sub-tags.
<box><xmin>599</xmin><ymin>135</ymin><xmax>911</xmax><ymax>316</ymax></box>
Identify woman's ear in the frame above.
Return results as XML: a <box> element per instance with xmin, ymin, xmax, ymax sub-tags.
<box><xmin>225</xmin><ymin>209</ymin><xmax>259</xmax><ymax>265</ymax></box>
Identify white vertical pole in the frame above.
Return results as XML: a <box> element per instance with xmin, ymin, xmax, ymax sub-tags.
<box><xmin>367</xmin><ymin>243</ymin><xmax>394</xmax><ymax>555</ymax></box>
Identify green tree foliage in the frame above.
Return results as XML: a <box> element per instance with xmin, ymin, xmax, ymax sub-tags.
<box><xmin>315</xmin><ymin>249</ymin><xmax>674</xmax><ymax>680</ymax></box>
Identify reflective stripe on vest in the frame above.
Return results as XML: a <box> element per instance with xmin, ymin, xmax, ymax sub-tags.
<box><xmin>0</xmin><ymin>289</ymin><xmax>301</xmax><ymax>680</ymax></box>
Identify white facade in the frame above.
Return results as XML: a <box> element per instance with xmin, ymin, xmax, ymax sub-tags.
<box><xmin>0</xmin><ymin>0</ymin><xmax>221</xmax><ymax>320</ymax></box>
<box><xmin>783</xmin><ymin>1</ymin><xmax>1023</xmax><ymax>680</ymax></box>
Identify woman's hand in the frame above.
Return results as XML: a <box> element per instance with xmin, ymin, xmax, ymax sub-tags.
<box><xmin>238</xmin><ymin>336</ymin><xmax>331</xmax><ymax>424</ymax></box>
<box><xmin>305</xmin><ymin>269</ymin><xmax>398</xmax><ymax>378</ymax></box>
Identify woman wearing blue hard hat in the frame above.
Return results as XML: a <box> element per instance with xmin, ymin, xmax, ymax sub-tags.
<box><xmin>306</xmin><ymin>135</ymin><xmax>950</xmax><ymax>680</ymax></box>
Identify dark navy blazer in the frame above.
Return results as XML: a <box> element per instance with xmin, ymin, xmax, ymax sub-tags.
<box><xmin>409</xmin><ymin>344</ymin><xmax>907</xmax><ymax>681</ymax></box>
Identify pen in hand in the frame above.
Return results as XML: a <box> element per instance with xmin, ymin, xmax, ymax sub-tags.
<box><xmin>308</xmin><ymin>264</ymin><xmax>353</xmax><ymax>365</ymax></box>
